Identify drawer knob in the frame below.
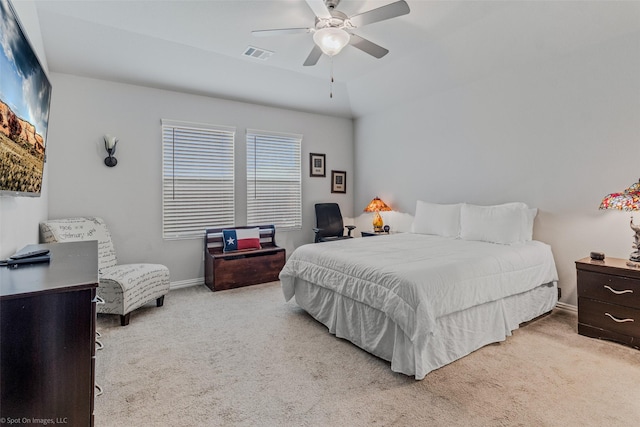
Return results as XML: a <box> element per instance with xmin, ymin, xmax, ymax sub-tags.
<box><xmin>603</xmin><ymin>285</ymin><xmax>633</xmax><ymax>295</ymax></box>
<box><xmin>604</xmin><ymin>312</ymin><xmax>634</xmax><ymax>323</ymax></box>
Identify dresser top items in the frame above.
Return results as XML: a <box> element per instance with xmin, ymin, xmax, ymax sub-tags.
<box><xmin>0</xmin><ymin>241</ymin><xmax>98</xmax><ymax>300</ymax></box>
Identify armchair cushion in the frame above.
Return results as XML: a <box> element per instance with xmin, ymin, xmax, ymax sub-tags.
<box><xmin>40</xmin><ymin>217</ymin><xmax>117</xmax><ymax>270</ymax></box>
<box><xmin>100</xmin><ymin>264</ymin><xmax>170</xmax><ymax>314</ymax></box>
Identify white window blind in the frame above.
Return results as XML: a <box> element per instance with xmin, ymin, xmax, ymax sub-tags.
<box><xmin>246</xmin><ymin>129</ymin><xmax>302</xmax><ymax>230</ymax></box>
<box><xmin>162</xmin><ymin>120</ymin><xmax>235</xmax><ymax>239</ymax></box>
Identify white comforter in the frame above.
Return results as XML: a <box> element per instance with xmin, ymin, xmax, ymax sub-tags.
<box><xmin>280</xmin><ymin>233</ymin><xmax>558</xmax><ymax>344</ymax></box>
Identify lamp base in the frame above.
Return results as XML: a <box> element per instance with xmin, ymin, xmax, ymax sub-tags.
<box><xmin>629</xmin><ymin>216</ymin><xmax>640</xmax><ymax>264</ymax></box>
<box><xmin>372</xmin><ymin>211</ymin><xmax>383</xmax><ymax>232</ymax></box>
<box><xmin>104</xmin><ymin>156</ymin><xmax>117</xmax><ymax>167</ymax></box>
<box><xmin>627</xmin><ymin>260</ymin><xmax>640</xmax><ymax>269</ymax></box>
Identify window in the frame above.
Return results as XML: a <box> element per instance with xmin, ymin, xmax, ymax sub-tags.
<box><xmin>162</xmin><ymin>120</ymin><xmax>235</xmax><ymax>239</ymax></box>
<box><xmin>246</xmin><ymin>129</ymin><xmax>302</xmax><ymax>230</ymax></box>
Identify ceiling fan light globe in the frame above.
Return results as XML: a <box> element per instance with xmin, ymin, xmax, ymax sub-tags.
<box><xmin>313</xmin><ymin>27</ymin><xmax>350</xmax><ymax>56</ymax></box>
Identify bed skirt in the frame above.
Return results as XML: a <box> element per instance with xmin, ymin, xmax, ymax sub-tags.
<box><xmin>291</xmin><ymin>280</ymin><xmax>557</xmax><ymax>380</ymax></box>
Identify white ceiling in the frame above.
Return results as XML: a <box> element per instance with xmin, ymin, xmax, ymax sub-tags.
<box><xmin>32</xmin><ymin>0</ymin><xmax>640</xmax><ymax>118</ymax></box>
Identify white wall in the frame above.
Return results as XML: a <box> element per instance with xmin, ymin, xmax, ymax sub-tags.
<box><xmin>354</xmin><ymin>28</ymin><xmax>640</xmax><ymax>306</ymax></box>
<box><xmin>0</xmin><ymin>0</ymin><xmax>49</xmax><ymax>258</ymax></box>
<box><xmin>46</xmin><ymin>74</ymin><xmax>353</xmax><ymax>285</ymax></box>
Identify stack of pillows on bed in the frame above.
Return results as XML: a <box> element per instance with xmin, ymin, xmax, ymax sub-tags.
<box><xmin>410</xmin><ymin>201</ymin><xmax>537</xmax><ymax>245</ymax></box>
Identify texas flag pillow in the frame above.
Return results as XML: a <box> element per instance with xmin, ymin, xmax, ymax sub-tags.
<box><xmin>222</xmin><ymin>228</ymin><xmax>262</xmax><ymax>252</ymax></box>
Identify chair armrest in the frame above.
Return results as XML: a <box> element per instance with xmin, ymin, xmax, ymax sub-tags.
<box><xmin>345</xmin><ymin>225</ymin><xmax>356</xmax><ymax>237</ymax></box>
<box><xmin>312</xmin><ymin>228</ymin><xmax>322</xmax><ymax>243</ymax></box>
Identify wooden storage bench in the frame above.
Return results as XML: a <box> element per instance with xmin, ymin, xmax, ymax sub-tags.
<box><xmin>204</xmin><ymin>225</ymin><xmax>286</xmax><ymax>291</ymax></box>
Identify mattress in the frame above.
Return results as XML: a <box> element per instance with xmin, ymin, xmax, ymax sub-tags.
<box><xmin>280</xmin><ymin>233</ymin><xmax>559</xmax><ymax>379</ymax></box>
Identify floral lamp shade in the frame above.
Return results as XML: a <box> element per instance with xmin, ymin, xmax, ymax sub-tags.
<box><xmin>599</xmin><ymin>180</ymin><xmax>640</xmax><ymax>211</ymax></box>
<box><xmin>599</xmin><ymin>179</ymin><xmax>640</xmax><ymax>264</ymax></box>
<box><xmin>364</xmin><ymin>197</ymin><xmax>392</xmax><ymax>232</ymax></box>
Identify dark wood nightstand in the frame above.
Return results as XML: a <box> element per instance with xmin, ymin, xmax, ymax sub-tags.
<box><xmin>361</xmin><ymin>231</ymin><xmax>395</xmax><ymax>237</ymax></box>
<box><xmin>576</xmin><ymin>257</ymin><xmax>640</xmax><ymax>349</ymax></box>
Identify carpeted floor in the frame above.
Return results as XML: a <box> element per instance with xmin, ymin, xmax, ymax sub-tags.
<box><xmin>94</xmin><ymin>282</ymin><xmax>640</xmax><ymax>426</ymax></box>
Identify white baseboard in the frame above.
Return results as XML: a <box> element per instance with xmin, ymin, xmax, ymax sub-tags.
<box><xmin>170</xmin><ymin>277</ymin><xmax>204</xmax><ymax>290</ymax></box>
<box><xmin>556</xmin><ymin>301</ymin><xmax>577</xmax><ymax>312</ymax></box>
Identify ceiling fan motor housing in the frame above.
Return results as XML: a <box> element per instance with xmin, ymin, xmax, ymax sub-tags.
<box><xmin>315</xmin><ymin>10</ymin><xmax>351</xmax><ymax>30</ymax></box>
<box><xmin>325</xmin><ymin>0</ymin><xmax>341</xmax><ymax>10</ymax></box>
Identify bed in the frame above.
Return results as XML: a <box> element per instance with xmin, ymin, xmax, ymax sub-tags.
<box><xmin>279</xmin><ymin>202</ymin><xmax>559</xmax><ymax>380</ymax></box>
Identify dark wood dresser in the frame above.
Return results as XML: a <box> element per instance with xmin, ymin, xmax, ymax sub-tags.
<box><xmin>576</xmin><ymin>257</ymin><xmax>640</xmax><ymax>349</ymax></box>
<box><xmin>1</xmin><ymin>241</ymin><xmax>98</xmax><ymax>426</ymax></box>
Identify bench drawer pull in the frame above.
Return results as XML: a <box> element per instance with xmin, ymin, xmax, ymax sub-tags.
<box><xmin>604</xmin><ymin>312</ymin><xmax>634</xmax><ymax>323</ymax></box>
<box><xmin>603</xmin><ymin>285</ymin><xmax>633</xmax><ymax>295</ymax></box>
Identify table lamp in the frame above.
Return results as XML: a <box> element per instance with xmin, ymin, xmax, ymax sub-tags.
<box><xmin>364</xmin><ymin>197</ymin><xmax>392</xmax><ymax>232</ymax></box>
<box><xmin>599</xmin><ymin>178</ymin><xmax>640</xmax><ymax>265</ymax></box>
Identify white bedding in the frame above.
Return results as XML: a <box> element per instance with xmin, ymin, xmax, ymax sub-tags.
<box><xmin>280</xmin><ymin>233</ymin><xmax>559</xmax><ymax>378</ymax></box>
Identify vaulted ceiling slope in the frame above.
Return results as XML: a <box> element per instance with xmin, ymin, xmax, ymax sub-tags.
<box><xmin>34</xmin><ymin>1</ymin><xmax>640</xmax><ymax>119</ymax></box>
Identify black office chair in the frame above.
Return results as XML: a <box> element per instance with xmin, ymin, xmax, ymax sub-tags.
<box><xmin>313</xmin><ymin>203</ymin><xmax>356</xmax><ymax>243</ymax></box>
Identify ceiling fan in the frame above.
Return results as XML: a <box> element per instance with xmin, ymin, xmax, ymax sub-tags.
<box><xmin>252</xmin><ymin>0</ymin><xmax>411</xmax><ymax>66</ymax></box>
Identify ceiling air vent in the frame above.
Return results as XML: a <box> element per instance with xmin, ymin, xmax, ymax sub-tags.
<box><xmin>243</xmin><ymin>46</ymin><xmax>274</xmax><ymax>61</ymax></box>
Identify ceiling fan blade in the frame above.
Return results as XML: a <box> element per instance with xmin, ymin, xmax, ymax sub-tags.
<box><xmin>349</xmin><ymin>34</ymin><xmax>389</xmax><ymax>59</ymax></box>
<box><xmin>349</xmin><ymin>0</ymin><xmax>410</xmax><ymax>28</ymax></box>
<box><xmin>252</xmin><ymin>28</ymin><xmax>312</xmax><ymax>37</ymax></box>
<box><xmin>305</xmin><ymin>0</ymin><xmax>332</xmax><ymax>19</ymax></box>
<box><xmin>303</xmin><ymin>45</ymin><xmax>323</xmax><ymax>66</ymax></box>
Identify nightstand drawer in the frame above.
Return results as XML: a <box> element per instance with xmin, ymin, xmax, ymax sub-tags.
<box><xmin>578</xmin><ymin>298</ymin><xmax>640</xmax><ymax>339</ymax></box>
<box><xmin>577</xmin><ymin>270</ymin><xmax>640</xmax><ymax>309</ymax></box>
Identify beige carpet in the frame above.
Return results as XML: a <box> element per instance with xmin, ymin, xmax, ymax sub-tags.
<box><xmin>95</xmin><ymin>282</ymin><xmax>640</xmax><ymax>426</ymax></box>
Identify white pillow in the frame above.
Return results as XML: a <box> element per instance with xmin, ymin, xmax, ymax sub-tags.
<box><xmin>491</xmin><ymin>202</ymin><xmax>537</xmax><ymax>241</ymax></box>
<box><xmin>411</xmin><ymin>201</ymin><xmax>462</xmax><ymax>237</ymax></box>
<box><xmin>523</xmin><ymin>208</ymin><xmax>537</xmax><ymax>241</ymax></box>
<box><xmin>460</xmin><ymin>203</ymin><xmax>536</xmax><ymax>244</ymax></box>
<box><xmin>498</xmin><ymin>203</ymin><xmax>537</xmax><ymax>241</ymax></box>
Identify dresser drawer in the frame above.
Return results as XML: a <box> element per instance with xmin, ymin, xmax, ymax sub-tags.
<box><xmin>578</xmin><ymin>297</ymin><xmax>640</xmax><ymax>339</ymax></box>
<box><xmin>577</xmin><ymin>270</ymin><xmax>640</xmax><ymax>309</ymax></box>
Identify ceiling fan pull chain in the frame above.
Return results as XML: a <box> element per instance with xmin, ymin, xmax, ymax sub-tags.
<box><xmin>330</xmin><ymin>57</ymin><xmax>334</xmax><ymax>98</ymax></box>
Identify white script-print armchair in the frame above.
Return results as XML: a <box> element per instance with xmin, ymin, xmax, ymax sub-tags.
<box><xmin>40</xmin><ymin>217</ymin><xmax>170</xmax><ymax>326</ymax></box>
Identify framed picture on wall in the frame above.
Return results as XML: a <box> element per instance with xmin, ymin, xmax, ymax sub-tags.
<box><xmin>331</xmin><ymin>170</ymin><xmax>346</xmax><ymax>193</ymax></box>
<box><xmin>310</xmin><ymin>153</ymin><xmax>326</xmax><ymax>177</ymax></box>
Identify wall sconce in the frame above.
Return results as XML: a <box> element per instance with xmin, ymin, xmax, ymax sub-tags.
<box><xmin>104</xmin><ymin>134</ymin><xmax>118</xmax><ymax>167</ymax></box>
